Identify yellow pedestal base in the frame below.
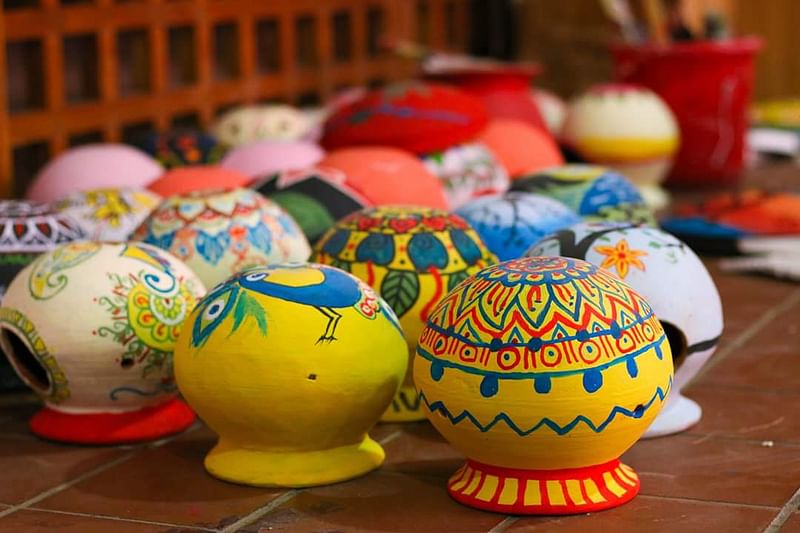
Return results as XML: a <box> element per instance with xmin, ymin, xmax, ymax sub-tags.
<box><xmin>381</xmin><ymin>385</ymin><xmax>427</xmax><ymax>422</ymax></box>
<box><xmin>204</xmin><ymin>435</ymin><xmax>385</xmax><ymax>488</ymax></box>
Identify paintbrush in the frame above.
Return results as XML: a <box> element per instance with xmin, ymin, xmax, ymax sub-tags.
<box><xmin>599</xmin><ymin>0</ymin><xmax>642</xmax><ymax>43</ymax></box>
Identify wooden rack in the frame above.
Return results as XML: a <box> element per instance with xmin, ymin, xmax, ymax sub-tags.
<box><xmin>1</xmin><ymin>0</ymin><xmax>469</xmax><ymax>197</ymax></box>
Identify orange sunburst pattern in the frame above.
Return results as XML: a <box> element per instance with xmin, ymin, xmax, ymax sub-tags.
<box><xmin>594</xmin><ymin>239</ymin><xmax>647</xmax><ymax>279</ymax></box>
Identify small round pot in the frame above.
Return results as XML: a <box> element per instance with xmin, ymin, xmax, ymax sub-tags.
<box><xmin>175</xmin><ymin>263</ymin><xmax>407</xmax><ymax>487</ymax></box>
<box><xmin>422</xmin><ymin>142</ymin><xmax>510</xmax><ymax>210</ymax></box>
<box><xmin>0</xmin><ymin>242</ymin><xmax>206</xmax><ymax>444</ymax></box>
<box><xmin>251</xmin><ymin>166</ymin><xmax>370</xmax><ymax>244</ymax></box>
<box><xmin>455</xmin><ymin>192</ymin><xmax>579</xmax><ymax>261</ymax></box>
<box><xmin>26</xmin><ymin>144</ymin><xmax>163</xmax><ymax>203</ymax></box>
<box><xmin>314</xmin><ymin>206</ymin><xmax>497</xmax><ymax>422</ymax></box>
<box><xmin>56</xmin><ymin>188</ymin><xmax>161</xmax><ymax>242</ymax></box>
<box><xmin>133</xmin><ymin>188</ymin><xmax>311</xmax><ymax>288</ymax></box>
<box><xmin>511</xmin><ymin>164</ymin><xmax>656</xmax><ymax>226</ymax></box>
<box><xmin>562</xmin><ymin>84</ymin><xmax>679</xmax><ymax>210</ymax></box>
<box><xmin>414</xmin><ymin>257</ymin><xmax>673</xmax><ymax>514</ymax></box>
<box><xmin>528</xmin><ymin>221</ymin><xmax>723</xmax><ymax>437</ymax></box>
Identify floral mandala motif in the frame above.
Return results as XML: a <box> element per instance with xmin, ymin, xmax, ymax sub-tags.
<box><xmin>96</xmin><ymin>269</ymin><xmax>199</xmax><ymax>376</ymax></box>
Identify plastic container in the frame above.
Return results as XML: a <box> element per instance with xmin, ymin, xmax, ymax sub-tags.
<box><xmin>610</xmin><ymin>38</ymin><xmax>762</xmax><ymax>186</ymax></box>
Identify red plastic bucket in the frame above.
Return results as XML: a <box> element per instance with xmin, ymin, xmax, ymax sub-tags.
<box><xmin>611</xmin><ymin>38</ymin><xmax>762</xmax><ymax>186</ymax></box>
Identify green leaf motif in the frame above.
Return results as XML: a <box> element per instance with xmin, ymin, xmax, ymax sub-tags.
<box><xmin>447</xmin><ymin>270</ymin><xmax>471</xmax><ymax>293</ymax></box>
<box><xmin>380</xmin><ymin>270</ymin><xmax>420</xmax><ymax>319</ymax></box>
<box><xmin>231</xmin><ymin>291</ymin><xmax>268</xmax><ymax>337</ymax></box>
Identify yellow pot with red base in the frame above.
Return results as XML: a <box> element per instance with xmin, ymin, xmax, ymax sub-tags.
<box><xmin>414</xmin><ymin>257</ymin><xmax>673</xmax><ymax>514</ymax></box>
<box><xmin>314</xmin><ymin>206</ymin><xmax>497</xmax><ymax>423</ymax></box>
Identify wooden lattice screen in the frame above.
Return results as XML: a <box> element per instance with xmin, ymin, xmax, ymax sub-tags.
<box><xmin>0</xmin><ymin>0</ymin><xmax>469</xmax><ymax>197</ymax></box>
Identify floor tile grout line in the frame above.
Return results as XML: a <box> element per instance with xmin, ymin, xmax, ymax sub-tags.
<box><xmin>24</xmin><ymin>506</ymin><xmax>218</xmax><ymax>532</ymax></box>
<box><xmin>691</xmin><ymin>288</ymin><xmax>800</xmax><ymax>385</ymax></box>
<box><xmin>0</xmin><ymin>451</ymin><xmax>139</xmax><ymax>520</ymax></box>
<box><xmin>487</xmin><ymin>516</ymin><xmax>518</xmax><ymax>533</ymax></box>
<box><xmin>219</xmin><ymin>427</ymin><xmax>406</xmax><ymax>533</ymax></box>
<box><xmin>764</xmin><ymin>486</ymin><xmax>800</xmax><ymax>533</ymax></box>
<box><xmin>219</xmin><ymin>490</ymin><xmax>301</xmax><ymax>533</ymax></box>
<box><xmin>636</xmin><ymin>493</ymin><xmax>782</xmax><ymax>511</ymax></box>
<box><xmin>0</xmin><ymin>423</ymin><xmax>201</xmax><ymax>521</ymax></box>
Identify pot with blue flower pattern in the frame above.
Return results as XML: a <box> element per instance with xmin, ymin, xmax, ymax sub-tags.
<box><xmin>133</xmin><ymin>188</ymin><xmax>311</xmax><ymax>288</ymax></box>
<box><xmin>314</xmin><ymin>206</ymin><xmax>497</xmax><ymax>422</ymax></box>
<box><xmin>528</xmin><ymin>221</ymin><xmax>722</xmax><ymax>437</ymax></box>
<box><xmin>414</xmin><ymin>256</ymin><xmax>673</xmax><ymax>514</ymax></box>
<box><xmin>511</xmin><ymin>164</ymin><xmax>656</xmax><ymax>226</ymax></box>
<box><xmin>174</xmin><ymin>263</ymin><xmax>407</xmax><ymax>487</ymax></box>
<box><xmin>455</xmin><ymin>192</ymin><xmax>580</xmax><ymax>261</ymax></box>
<box><xmin>0</xmin><ymin>242</ymin><xmax>205</xmax><ymax>444</ymax></box>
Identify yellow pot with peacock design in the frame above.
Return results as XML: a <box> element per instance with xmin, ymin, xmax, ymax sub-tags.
<box><xmin>313</xmin><ymin>206</ymin><xmax>497</xmax><ymax>422</ymax></box>
<box><xmin>414</xmin><ymin>256</ymin><xmax>673</xmax><ymax>515</ymax></box>
<box><xmin>0</xmin><ymin>242</ymin><xmax>205</xmax><ymax>444</ymax></box>
<box><xmin>174</xmin><ymin>263</ymin><xmax>408</xmax><ymax>487</ymax></box>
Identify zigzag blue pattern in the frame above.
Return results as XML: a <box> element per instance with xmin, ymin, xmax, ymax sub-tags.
<box><xmin>419</xmin><ymin>377</ymin><xmax>671</xmax><ymax>436</ymax></box>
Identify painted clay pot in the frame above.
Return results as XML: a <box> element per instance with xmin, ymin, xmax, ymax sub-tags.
<box><xmin>56</xmin><ymin>188</ymin><xmax>162</xmax><ymax>242</ymax></box>
<box><xmin>423</xmin><ymin>60</ymin><xmax>549</xmax><ymax>133</ymax></box>
<box><xmin>322</xmin><ymin>82</ymin><xmax>488</xmax><ymax>155</ymax></box>
<box><xmin>137</xmin><ymin>130</ymin><xmax>227</xmax><ymax>169</ymax></box>
<box><xmin>251</xmin><ymin>166</ymin><xmax>370</xmax><ymax>243</ymax></box>
<box><xmin>477</xmin><ymin>119</ymin><xmax>564</xmax><ymax>178</ymax></box>
<box><xmin>414</xmin><ymin>256</ymin><xmax>673</xmax><ymax>514</ymax></box>
<box><xmin>133</xmin><ymin>188</ymin><xmax>311</xmax><ymax>288</ymax></box>
<box><xmin>0</xmin><ymin>200</ymin><xmax>86</xmax><ymax>300</ymax></box>
<box><xmin>219</xmin><ymin>140</ymin><xmax>324</xmax><ymax>179</ymax></box>
<box><xmin>0</xmin><ymin>201</ymin><xmax>86</xmax><ymax>390</ymax></box>
<box><xmin>511</xmin><ymin>164</ymin><xmax>657</xmax><ymax>226</ymax></box>
<box><xmin>321</xmin><ymin>147</ymin><xmax>449</xmax><ymax>209</ymax></box>
<box><xmin>147</xmin><ymin>166</ymin><xmax>252</xmax><ymax>197</ymax></box>
<box><xmin>26</xmin><ymin>144</ymin><xmax>163</xmax><ymax>203</ymax></box>
<box><xmin>528</xmin><ymin>222</ymin><xmax>722</xmax><ymax>437</ymax></box>
<box><xmin>314</xmin><ymin>206</ymin><xmax>497</xmax><ymax>422</ymax></box>
<box><xmin>455</xmin><ymin>192</ymin><xmax>580</xmax><ymax>261</ymax></box>
<box><xmin>562</xmin><ymin>84</ymin><xmax>679</xmax><ymax>210</ymax></box>
<box><xmin>212</xmin><ymin>104</ymin><xmax>315</xmax><ymax>146</ymax></box>
<box><xmin>0</xmin><ymin>242</ymin><xmax>205</xmax><ymax>444</ymax></box>
<box><xmin>174</xmin><ymin>263</ymin><xmax>407</xmax><ymax>487</ymax></box>
<box><xmin>422</xmin><ymin>142</ymin><xmax>510</xmax><ymax>209</ymax></box>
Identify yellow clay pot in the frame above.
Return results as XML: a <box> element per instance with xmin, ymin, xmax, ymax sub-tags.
<box><xmin>414</xmin><ymin>257</ymin><xmax>673</xmax><ymax>514</ymax></box>
<box><xmin>174</xmin><ymin>263</ymin><xmax>407</xmax><ymax>487</ymax></box>
<box><xmin>314</xmin><ymin>206</ymin><xmax>496</xmax><ymax>422</ymax></box>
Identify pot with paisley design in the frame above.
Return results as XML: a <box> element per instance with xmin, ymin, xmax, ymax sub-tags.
<box><xmin>314</xmin><ymin>206</ymin><xmax>497</xmax><ymax>422</ymax></box>
<box><xmin>414</xmin><ymin>257</ymin><xmax>673</xmax><ymax>514</ymax></box>
<box><xmin>528</xmin><ymin>221</ymin><xmax>723</xmax><ymax>437</ymax></box>
<box><xmin>174</xmin><ymin>263</ymin><xmax>407</xmax><ymax>487</ymax></box>
<box><xmin>133</xmin><ymin>188</ymin><xmax>311</xmax><ymax>289</ymax></box>
<box><xmin>0</xmin><ymin>242</ymin><xmax>205</xmax><ymax>444</ymax></box>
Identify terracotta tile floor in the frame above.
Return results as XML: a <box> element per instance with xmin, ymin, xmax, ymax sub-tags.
<box><xmin>1</xmin><ymin>165</ymin><xmax>800</xmax><ymax>532</ymax></box>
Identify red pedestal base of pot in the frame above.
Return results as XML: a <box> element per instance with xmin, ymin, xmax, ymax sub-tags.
<box><xmin>448</xmin><ymin>458</ymin><xmax>640</xmax><ymax>515</ymax></box>
<box><xmin>29</xmin><ymin>398</ymin><xmax>196</xmax><ymax>445</ymax></box>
